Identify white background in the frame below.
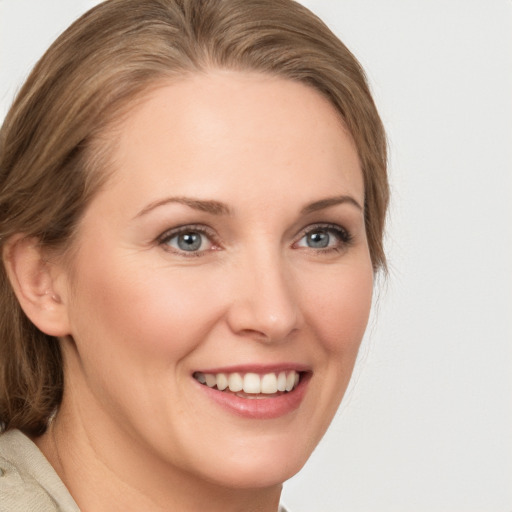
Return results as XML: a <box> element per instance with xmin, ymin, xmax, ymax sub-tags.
<box><xmin>1</xmin><ymin>1</ymin><xmax>511</xmax><ymax>511</ymax></box>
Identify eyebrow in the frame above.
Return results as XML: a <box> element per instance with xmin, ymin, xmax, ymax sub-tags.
<box><xmin>135</xmin><ymin>193</ymin><xmax>362</xmax><ymax>219</ymax></box>
<box><xmin>135</xmin><ymin>196</ymin><xmax>232</xmax><ymax>218</ymax></box>
<box><xmin>300</xmin><ymin>195</ymin><xmax>363</xmax><ymax>214</ymax></box>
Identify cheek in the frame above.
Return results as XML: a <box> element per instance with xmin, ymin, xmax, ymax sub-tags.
<box><xmin>67</xmin><ymin>254</ymin><xmax>221</xmax><ymax>365</ymax></box>
<box><xmin>300</xmin><ymin>261</ymin><xmax>373</xmax><ymax>357</ymax></box>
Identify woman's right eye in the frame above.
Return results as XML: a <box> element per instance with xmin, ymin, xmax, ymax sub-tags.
<box><xmin>159</xmin><ymin>227</ymin><xmax>215</xmax><ymax>255</ymax></box>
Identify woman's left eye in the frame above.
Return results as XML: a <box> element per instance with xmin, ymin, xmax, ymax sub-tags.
<box><xmin>295</xmin><ymin>224</ymin><xmax>352</xmax><ymax>251</ymax></box>
<box><xmin>159</xmin><ymin>227</ymin><xmax>214</xmax><ymax>254</ymax></box>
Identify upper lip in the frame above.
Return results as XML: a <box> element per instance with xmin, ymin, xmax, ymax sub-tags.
<box><xmin>192</xmin><ymin>363</ymin><xmax>311</xmax><ymax>375</ymax></box>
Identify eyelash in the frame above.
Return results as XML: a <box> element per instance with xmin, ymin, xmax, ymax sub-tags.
<box><xmin>157</xmin><ymin>224</ymin><xmax>220</xmax><ymax>257</ymax></box>
<box><xmin>294</xmin><ymin>223</ymin><xmax>354</xmax><ymax>254</ymax></box>
<box><xmin>157</xmin><ymin>222</ymin><xmax>353</xmax><ymax>257</ymax></box>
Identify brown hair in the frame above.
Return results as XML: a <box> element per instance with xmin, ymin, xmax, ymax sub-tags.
<box><xmin>0</xmin><ymin>0</ymin><xmax>388</xmax><ymax>435</ymax></box>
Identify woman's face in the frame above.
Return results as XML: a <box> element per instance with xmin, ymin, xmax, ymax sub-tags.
<box><xmin>57</xmin><ymin>71</ymin><xmax>373</xmax><ymax>489</ymax></box>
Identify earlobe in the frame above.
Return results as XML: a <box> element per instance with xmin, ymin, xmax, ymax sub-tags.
<box><xmin>3</xmin><ymin>235</ymin><xmax>71</xmax><ymax>337</ymax></box>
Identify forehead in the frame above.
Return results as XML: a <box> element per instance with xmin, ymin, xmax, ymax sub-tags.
<box><xmin>97</xmin><ymin>71</ymin><xmax>364</xmax><ymax>214</ymax></box>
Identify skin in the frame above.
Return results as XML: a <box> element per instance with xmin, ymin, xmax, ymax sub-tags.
<box><xmin>34</xmin><ymin>71</ymin><xmax>374</xmax><ymax>511</ymax></box>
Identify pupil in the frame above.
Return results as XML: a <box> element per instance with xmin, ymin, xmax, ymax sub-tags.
<box><xmin>308</xmin><ymin>231</ymin><xmax>329</xmax><ymax>248</ymax></box>
<box><xmin>178</xmin><ymin>233</ymin><xmax>201</xmax><ymax>251</ymax></box>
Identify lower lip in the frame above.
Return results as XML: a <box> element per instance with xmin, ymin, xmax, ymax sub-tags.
<box><xmin>195</xmin><ymin>374</ymin><xmax>310</xmax><ymax>420</ymax></box>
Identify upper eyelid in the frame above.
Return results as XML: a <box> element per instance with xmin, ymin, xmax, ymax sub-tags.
<box><xmin>157</xmin><ymin>224</ymin><xmax>217</xmax><ymax>242</ymax></box>
<box><xmin>155</xmin><ymin>221</ymin><xmax>351</xmax><ymax>250</ymax></box>
<box><xmin>295</xmin><ymin>222</ymin><xmax>349</xmax><ymax>238</ymax></box>
<box><xmin>156</xmin><ymin>224</ymin><xmax>220</xmax><ymax>257</ymax></box>
<box><xmin>293</xmin><ymin>222</ymin><xmax>353</xmax><ymax>249</ymax></box>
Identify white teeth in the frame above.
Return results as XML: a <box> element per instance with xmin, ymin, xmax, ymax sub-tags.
<box><xmin>216</xmin><ymin>373</ymin><xmax>228</xmax><ymax>391</ymax></box>
<box><xmin>194</xmin><ymin>370</ymin><xmax>301</xmax><ymax>395</ymax></box>
<box><xmin>277</xmin><ymin>371</ymin><xmax>287</xmax><ymax>392</ymax></box>
<box><xmin>261</xmin><ymin>373</ymin><xmax>278</xmax><ymax>394</ymax></box>
<box><xmin>205</xmin><ymin>374</ymin><xmax>216</xmax><ymax>387</ymax></box>
<box><xmin>285</xmin><ymin>372</ymin><xmax>295</xmax><ymax>392</ymax></box>
<box><xmin>228</xmin><ymin>373</ymin><xmax>243</xmax><ymax>392</ymax></box>
<box><xmin>243</xmin><ymin>373</ymin><xmax>261</xmax><ymax>394</ymax></box>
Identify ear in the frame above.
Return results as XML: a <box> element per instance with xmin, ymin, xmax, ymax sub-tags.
<box><xmin>3</xmin><ymin>235</ymin><xmax>71</xmax><ymax>337</ymax></box>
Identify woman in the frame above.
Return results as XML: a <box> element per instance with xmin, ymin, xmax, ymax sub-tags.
<box><xmin>0</xmin><ymin>0</ymin><xmax>388</xmax><ymax>510</ymax></box>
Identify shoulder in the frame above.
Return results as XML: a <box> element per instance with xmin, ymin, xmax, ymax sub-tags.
<box><xmin>0</xmin><ymin>429</ymin><xmax>79</xmax><ymax>512</ymax></box>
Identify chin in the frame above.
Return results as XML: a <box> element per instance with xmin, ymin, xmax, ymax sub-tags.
<box><xmin>201</xmin><ymin>454</ymin><xmax>306</xmax><ymax>490</ymax></box>
<box><xmin>182</xmin><ymin>428</ymin><xmax>317</xmax><ymax>490</ymax></box>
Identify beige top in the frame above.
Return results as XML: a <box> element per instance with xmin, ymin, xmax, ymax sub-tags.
<box><xmin>0</xmin><ymin>429</ymin><xmax>289</xmax><ymax>511</ymax></box>
<box><xmin>0</xmin><ymin>429</ymin><xmax>79</xmax><ymax>512</ymax></box>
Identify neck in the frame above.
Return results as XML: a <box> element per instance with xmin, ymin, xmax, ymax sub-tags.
<box><xmin>36</xmin><ymin>392</ymin><xmax>282</xmax><ymax>512</ymax></box>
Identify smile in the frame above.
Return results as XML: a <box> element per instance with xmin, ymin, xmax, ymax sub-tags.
<box><xmin>193</xmin><ymin>370</ymin><xmax>301</xmax><ymax>397</ymax></box>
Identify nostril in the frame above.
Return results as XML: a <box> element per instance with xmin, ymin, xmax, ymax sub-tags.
<box><xmin>237</xmin><ymin>326</ymin><xmax>299</xmax><ymax>345</ymax></box>
<box><xmin>238</xmin><ymin>328</ymin><xmax>271</xmax><ymax>341</ymax></box>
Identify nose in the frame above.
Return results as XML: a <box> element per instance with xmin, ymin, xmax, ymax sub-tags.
<box><xmin>225</xmin><ymin>249</ymin><xmax>302</xmax><ymax>343</ymax></box>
